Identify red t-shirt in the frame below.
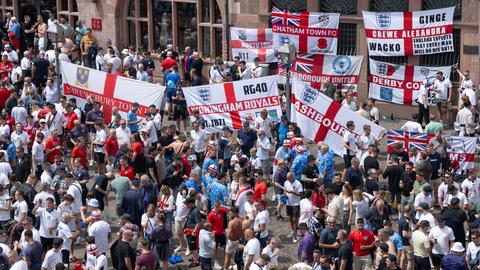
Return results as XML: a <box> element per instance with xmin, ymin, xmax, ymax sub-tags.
<box><xmin>120</xmin><ymin>165</ymin><xmax>136</xmax><ymax>180</ymax></box>
<box><xmin>130</xmin><ymin>141</ymin><xmax>143</xmax><ymax>156</ymax></box>
<box><xmin>181</xmin><ymin>155</ymin><xmax>191</xmax><ymax>177</ymax></box>
<box><xmin>312</xmin><ymin>192</ymin><xmax>326</xmax><ymax>209</ymax></box>
<box><xmin>65</xmin><ymin>112</ymin><xmax>78</xmax><ymax>130</ymax></box>
<box><xmin>161</xmin><ymin>58</ymin><xmax>177</xmax><ymax>71</ymax></box>
<box><xmin>0</xmin><ymin>88</ymin><xmax>9</xmax><ymax>108</ymax></box>
<box><xmin>45</xmin><ymin>137</ymin><xmax>61</xmax><ymax>163</ymax></box>
<box><xmin>105</xmin><ymin>137</ymin><xmax>119</xmax><ymax>157</ymax></box>
<box><xmin>0</xmin><ymin>61</ymin><xmax>12</xmax><ymax>80</ymax></box>
<box><xmin>348</xmin><ymin>229</ymin><xmax>375</xmax><ymax>257</ymax></box>
<box><xmin>253</xmin><ymin>181</ymin><xmax>267</xmax><ymax>202</ymax></box>
<box><xmin>71</xmin><ymin>145</ymin><xmax>88</xmax><ymax>167</ymax></box>
<box><xmin>207</xmin><ymin>208</ymin><xmax>227</xmax><ymax>236</ymax></box>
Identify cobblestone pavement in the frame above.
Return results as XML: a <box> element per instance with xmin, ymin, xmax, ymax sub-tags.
<box><xmin>72</xmin><ymin>118</ymin><xmax>465</xmax><ymax>269</ymax></box>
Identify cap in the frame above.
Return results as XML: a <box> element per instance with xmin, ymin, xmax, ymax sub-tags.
<box><xmin>419</xmin><ymin>202</ymin><xmax>430</xmax><ymax>210</ymax></box>
<box><xmin>184</xmin><ymin>197</ymin><xmax>196</xmax><ymax>205</ymax></box>
<box><xmin>132</xmin><ymin>102</ymin><xmax>139</xmax><ymax>107</ymax></box>
<box><xmin>298</xmin><ymin>223</ymin><xmax>308</xmax><ymax>230</ymax></box>
<box><xmin>87</xmin><ymin>244</ymin><xmax>98</xmax><ymax>254</ymax></box>
<box><xmin>87</xmin><ymin>199</ymin><xmax>100</xmax><ymax>208</ymax></box>
<box><xmin>122</xmin><ymin>48</ymin><xmax>129</xmax><ymax>55</ymax></box>
<box><xmin>39</xmin><ymin>119</ymin><xmax>46</xmax><ymax>123</ymax></box>
<box><xmin>208</xmin><ymin>164</ymin><xmax>217</xmax><ymax>173</ymax></box>
<box><xmin>222</xmin><ymin>126</ymin><xmax>232</xmax><ymax>132</ymax></box>
<box><xmin>283</xmin><ymin>139</ymin><xmax>291</xmax><ymax>146</ymax></box>
<box><xmin>187</xmin><ymin>155</ymin><xmax>197</xmax><ymax>161</ymax></box>
<box><xmin>423</xmin><ymin>185</ymin><xmax>432</xmax><ymax>193</ymax></box>
<box><xmin>451</xmin><ymin>242</ymin><xmax>465</xmax><ymax>253</ymax></box>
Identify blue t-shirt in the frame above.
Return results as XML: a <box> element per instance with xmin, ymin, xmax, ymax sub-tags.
<box><xmin>165</xmin><ymin>72</ymin><xmax>180</xmax><ymax>89</ymax></box>
<box><xmin>237</xmin><ymin>129</ymin><xmax>257</xmax><ymax>155</ymax></box>
<box><xmin>127</xmin><ymin>110</ymin><xmax>138</xmax><ymax>133</ymax></box>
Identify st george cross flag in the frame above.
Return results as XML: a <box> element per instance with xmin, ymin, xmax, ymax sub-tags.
<box><xmin>230</xmin><ymin>27</ymin><xmax>276</xmax><ymax>63</ymax></box>
<box><xmin>271</xmin><ymin>6</ymin><xmax>340</xmax><ymax>54</ymax></box>
<box><xmin>444</xmin><ymin>136</ymin><xmax>477</xmax><ymax>173</ymax></box>
<box><xmin>386</xmin><ymin>130</ymin><xmax>432</xmax><ymax>154</ymax></box>
<box><xmin>368</xmin><ymin>58</ymin><xmax>451</xmax><ymax>106</ymax></box>
<box><xmin>291</xmin><ymin>77</ymin><xmax>385</xmax><ymax>156</ymax></box>
<box><xmin>362</xmin><ymin>7</ymin><xmax>455</xmax><ymax>56</ymax></box>
<box><xmin>183</xmin><ymin>76</ymin><xmax>282</xmax><ymax>133</ymax></box>
<box><xmin>291</xmin><ymin>53</ymin><xmax>363</xmax><ymax>94</ymax></box>
<box><xmin>61</xmin><ymin>61</ymin><xmax>164</xmax><ymax>124</ymax></box>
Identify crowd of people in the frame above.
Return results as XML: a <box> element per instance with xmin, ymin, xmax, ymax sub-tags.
<box><xmin>0</xmin><ymin>8</ymin><xmax>476</xmax><ymax>270</ymax></box>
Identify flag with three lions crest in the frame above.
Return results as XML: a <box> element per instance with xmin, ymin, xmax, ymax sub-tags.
<box><xmin>183</xmin><ymin>76</ymin><xmax>281</xmax><ymax>133</ymax></box>
<box><xmin>291</xmin><ymin>77</ymin><xmax>385</xmax><ymax>156</ymax></box>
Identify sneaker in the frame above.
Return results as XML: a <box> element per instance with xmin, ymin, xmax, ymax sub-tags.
<box><xmin>287</xmin><ymin>232</ymin><xmax>295</xmax><ymax>239</ymax></box>
<box><xmin>292</xmin><ymin>237</ymin><xmax>298</xmax><ymax>243</ymax></box>
<box><xmin>214</xmin><ymin>261</ymin><xmax>222</xmax><ymax>270</ymax></box>
<box><xmin>185</xmin><ymin>249</ymin><xmax>191</xmax><ymax>256</ymax></box>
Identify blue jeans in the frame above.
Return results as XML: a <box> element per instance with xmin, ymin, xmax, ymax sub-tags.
<box><xmin>200</xmin><ymin>256</ymin><xmax>212</xmax><ymax>270</ymax></box>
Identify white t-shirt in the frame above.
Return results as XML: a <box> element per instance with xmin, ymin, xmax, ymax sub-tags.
<box><xmin>414</xmin><ymin>193</ymin><xmax>432</xmax><ymax>220</ymax></box>
<box><xmin>445</xmin><ymin>192</ymin><xmax>468</xmax><ymax>207</ymax></box>
<box><xmin>95</xmin><ymin>254</ymin><xmax>108</xmax><ymax>270</ymax></box>
<box><xmin>438</xmin><ymin>182</ymin><xmax>460</xmax><ymax>204</ymax></box>
<box><xmin>41</xmin><ymin>249</ymin><xmax>63</xmax><ymax>270</ymax></box>
<box><xmin>343</xmin><ymin>130</ymin><xmax>357</xmax><ymax>156</ymax></box>
<box><xmin>401</xmin><ymin>121</ymin><xmax>424</xmax><ymax>133</ymax></box>
<box><xmin>235</xmin><ymin>188</ymin><xmax>251</xmax><ymax>219</ymax></box>
<box><xmin>96</xmin><ymin>54</ymin><xmax>106</xmax><ymax>71</ymax></box>
<box><xmin>94</xmin><ymin>129</ymin><xmax>107</xmax><ymax>153</ymax></box>
<box><xmin>46</xmin><ymin>111</ymin><xmax>66</xmax><ymax>135</ymax></box>
<box><xmin>67</xmin><ymin>182</ymin><xmax>83</xmax><ymax>213</ymax></box>
<box><xmin>88</xmin><ymin>220</ymin><xmax>111</xmax><ymax>254</ymax></box>
<box><xmin>464</xmin><ymin>88</ymin><xmax>477</xmax><ymax>107</ymax></box>
<box><xmin>356</xmin><ymin>134</ymin><xmax>375</xmax><ymax>157</ymax></box>
<box><xmin>191</xmin><ymin>129</ymin><xmax>207</xmax><ymax>153</ymax></box>
<box><xmin>0</xmin><ymin>173</ymin><xmax>8</xmax><ymax>186</ymax></box>
<box><xmin>141</xmin><ymin>213</ymin><xmax>158</xmax><ymax>235</ymax></box>
<box><xmin>145</xmin><ymin>120</ymin><xmax>158</xmax><ymax>143</ymax></box>
<box><xmin>433</xmin><ymin>78</ymin><xmax>452</xmax><ymax>100</ymax></box>
<box><xmin>57</xmin><ymin>202</ymin><xmax>76</xmax><ymax>230</ymax></box>
<box><xmin>13</xmin><ymin>200</ymin><xmax>28</xmax><ymax>222</ymax></box>
<box><xmin>11</xmin><ymin>106</ymin><xmax>28</xmax><ymax>125</ymax></box>
<box><xmin>115</xmin><ymin>127</ymin><xmax>132</xmax><ymax>147</ymax></box>
<box><xmin>467</xmin><ymin>241</ymin><xmax>480</xmax><ymax>262</ymax></box>
<box><xmin>0</xmin><ymin>193</ymin><xmax>10</xmax><ymax>221</ymax></box>
<box><xmin>461</xmin><ymin>178</ymin><xmax>479</xmax><ymax>204</ymax></box>
<box><xmin>57</xmin><ymin>222</ymin><xmax>73</xmax><ymax>250</ymax></box>
<box><xmin>255</xmin><ymin>116</ymin><xmax>272</xmax><ymax>138</ymax></box>
<box><xmin>243</xmin><ymin>238</ymin><xmax>261</xmax><ymax>265</ymax></box>
<box><xmin>254</xmin><ymin>209</ymin><xmax>269</xmax><ymax>238</ymax></box>
<box><xmin>41</xmin><ymin>170</ymin><xmax>53</xmax><ymax>185</ymax></box>
<box><xmin>0</xmin><ymin>162</ymin><xmax>12</xmax><ymax>176</ymax></box>
<box><xmin>174</xmin><ymin>195</ymin><xmax>189</xmax><ymax>221</ymax></box>
<box><xmin>418</xmin><ymin>83</ymin><xmax>428</xmax><ymax>105</ymax></box>
<box><xmin>418</xmin><ymin>212</ymin><xmax>436</xmax><ymax>228</ymax></box>
<box><xmin>428</xmin><ymin>225</ymin><xmax>455</xmax><ymax>255</ymax></box>
<box><xmin>262</xmin><ymin>245</ymin><xmax>279</xmax><ymax>265</ymax></box>
<box><xmin>32</xmin><ymin>140</ymin><xmax>45</xmax><ymax>163</ymax></box>
<box><xmin>10</xmin><ymin>260</ymin><xmax>28</xmax><ymax>270</ymax></box>
<box><xmin>244</xmin><ymin>201</ymin><xmax>256</xmax><ymax>222</ymax></box>
<box><xmin>35</xmin><ymin>207</ymin><xmax>60</xmax><ymax>238</ymax></box>
<box><xmin>284</xmin><ymin>180</ymin><xmax>303</xmax><ymax>206</ymax></box>
<box><xmin>108</xmin><ymin>56</ymin><xmax>122</xmax><ymax>73</ymax></box>
<box><xmin>11</xmin><ymin>131</ymin><xmax>29</xmax><ymax>153</ymax></box>
<box><xmin>299</xmin><ymin>198</ymin><xmax>315</xmax><ymax>224</ymax></box>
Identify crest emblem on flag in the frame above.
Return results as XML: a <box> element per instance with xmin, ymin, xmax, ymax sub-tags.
<box><xmin>238</xmin><ymin>29</ymin><xmax>247</xmax><ymax>40</ymax></box>
<box><xmin>75</xmin><ymin>67</ymin><xmax>90</xmax><ymax>88</ymax></box>
<box><xmin>301</xmin><ymin>85</ymin><xmax>318</xmax><ymax>105</ymax></box>
<box><xmin>380</xmin><ymin>87</ymin><xmax>393</xmax><ymax>101</ymax></box>
<box><xmin>376</xmin><ymin>13</ymin><xmax>391</xmax><ymax>29</ymax></box>
<box><xmin>317</xmin><ymin>15</ymin><xmax>330</xmax><ymax>26</ymax></box>
<box><xmin>420</xmin><ymin>67</ymin><xmax>430</xmax><ymax>76</ymax></box>
<box><xmin>197</xmin><ymin>87</ymin><xmax>211</xmax><ymax>103</ymax></box>
<box><xmin>280</xmin><ymin>35</ymin><xmax>290</xmax><ymax>45</ymax></box>
<box><xmin>332</xmin><ymin>56</ymin><xmax>352</xmax><ymax>75</ymax></box>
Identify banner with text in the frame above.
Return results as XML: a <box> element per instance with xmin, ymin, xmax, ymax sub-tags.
<box><xmin>271</xmin><ymin>6</ymin><xmax>340</xmax><ymax>54</ymax></box>
<box><xmin>444</xmin><ymin>136</ymin><xmax>477</xmax><ymax>173</ymax></box>
<box><xmin>368</xmin><ymin>58</ymin><xmax>451</xmax><ymax>106</ymax></box>
<box><xmin>291</xmin><ymin>77</ymin><xmax>385</xmax><ymax>156</ymax></box>
<box><xmin>291</xmin><ymin>53</ymin><xmax>363</xmax><ymax>94</ymax></box>
<box><xmin>230</xmin><ymin>27</ymin><xmax>276</xmax><ymax>63</ymax></box>
<box><xmin>362</xmin><ymin>7</ymin><xmax>455</xmax><ymax>56</ymax></box>
<box><xmin>183</xmin><ymin>76</ymin><xmax>281</xmax><ymax>133</ymax></box>
<box><xmin>62</xmin><ymin>61</ymin><xmax>164</xmax><ymax>124</ymax></box>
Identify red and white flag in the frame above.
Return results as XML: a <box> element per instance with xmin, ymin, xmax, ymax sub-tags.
<box><xmin>183</xmin><ymin>76</ymin><xmax>282</xmax><ymax>133</ymax></box>
<box><xmin>291</xmin><ymin>53</ymin><xmax>363</xmax><ymax>94</ymax></box>
<box><xmin>271</xmin><ymin>6</ymin><xmax>340</xmax><ymax>54</ymax></box>
<box><xmin>362</xmin><ymin>7</ymin><xmax>455</xmax><ymax>56</ymax></box>
<box><xmin>444</xmin><ymin>136</ymin><xmax>477</xmax><ymax>173</ymax></box>
<box><xmin>230</xmin><ymin>27</ymin><xmax>276</xmax><ymax>63</ymax></box>
<box><xmin>291</xmin><ymin>77</ymin><xmax>385</xmax><ymax>156</ymax></box>
<box><xmin>61</xmin><ymin>62</ymin><xmax>164</xmax><ymax>124</ymax></box>
<box><xmin>368</xmin><ymin>58</ymin><xmax>451</xmax><ymax>106</ymax></box>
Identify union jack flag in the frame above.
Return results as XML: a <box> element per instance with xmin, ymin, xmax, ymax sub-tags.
<box><xmin>271</xmin><ymin>6</ymin><xmax>301</xmax><ymax>26</ymax></box>
<box><xmin>387</xmin><ymin>130</ymin><xmax>432</xmax><ymax>154</ymax></box>
<box><xmin>295</xmin><ymin>62</ymin><xmax>313</xmax><ymax>73</ymax></box>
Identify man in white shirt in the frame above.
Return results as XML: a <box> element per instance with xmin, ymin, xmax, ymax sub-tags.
<box><xmin>45</xmin><ymin>104</ymin><xmax>66</xmax><ymax>136</ymax></box>
<box><xmin>115</xmin><ymin>119</ymin><xmax>132</xmax><ymax>147</ymax></box>
<box><xmin>11</xmin><ymin>99</ymin><xmax>28</xmax><ymax>125</ymax></box>
<box><xmin>209</xmin><ymin>58</ymin><xmax>227</xmax><ymax>84</ymax></box>
<box><xmin>255</xmin><ymin>109</ymin><xmax>273</xmax><ymax>139</ymax></box>
<box><xmin>466</xmin><ymin>233</ymin><xmax>480</xmax><ymax>265</ymax></box>
<box><xmin>243</xmin><ymin>229</ymin><xmax>261</xmax><ymax>269</ymax></box>
<box><xmin>461</xmin><ymin>169</ymin><xmax>479</xmax><ymax>205</ymax></box>
<box><xmin>41</xmin><ymin>238</ymin><xmax>63</xmax><ymax>270</ymax></box>
<box><xmin>11</xmin><ymin>123</ymin><xmax>29</xmax><ymax>154</ymax></box>
<box><xmin>66</xmin><ymin>174</ymin><xmax>82</xmax><ymax>214</ymax></box>
<box><xmin>414</xmin><ymin>186</ymin><xmax>433</xmax><ymax>220</ymax></box>
<box><xmin>107</xmin><ymin>47</ymin><xmax>122</xmax><ymax>73</ymax></box>
<box><xmin>282</xmin><ymin>172</ymin><xmax>303</xmax><ymax>243</ymax></box>
<box><xmin>0</xmin><ymin>186</ymin><xmax>11</xmax><ymax>225</ymax></box>
<box><xmin>95</xmin><ymin>48</ymin><xmax>106</xmax><ymax>71</ymax></box>
<box><xmin>253</xmin><ymin>201</ymin><xmax>270</xmax><ymax>248</ymax></box>
<box><xmin>251</xmin><ymin>57</ymin><xmax>263</xmax><ymax>78</ymax></box>
<box><xmin>343</xmin><ymin>120</ymin><xmax>358</xmax><ymax>169</ymax></box>
<box><xmin>401</xmin><ymin>114</ymin><xmax>424</xmax><ymax>133</ymax></box>
<box><xmin>33</xmin><ymin>197</ymin><xmax>60</xmax><ymax>251</ymax></box>
<box><xmin>428</xmin><ymin>215</ymin><xmax>455</xmax><ymax>268</ymax></box>
<box><xmin>430</xmin><ymin>71</ymin><xmax>452</xmax><ymax>124</ymax></box>
<box><xmin>457</xmin><ymin>68</ymin><xmax>474</xmax><ymax>107</ymax></box>
<box><xmin>239</xmin><ymin>60</ymin><xmax>252</xmax><ymax>80</ymax></box>
<box><xmin>190</xmin><ymin>121</ymin><xmax>207</xmax><ymax>162</ymax></box>
<box><xmin>256</xmin><ymin>130</ymin><xmax>272</xmax><ymax>182</ymax></box>
<box><xmin>144</xmin><ymin>112</ymin><xmax>158</xmax><ymax>145</ymax></box>
<box><xmin>356</xmin><ymin>124</ymin><xmax>377</xmax><ymax>158</ymax></box>
<box><xmin>20</xmin><ymin>51</ymin><xmax>32</xmax><ymax>76</ymax></box>
<box><xmin>86</xmin><ymin>210</ymin><xmax>111</xmax><ymax>254</ymax></box>
<box><xmin>456</xmin><ymin>100</ymin><xmax>475</xmax><ymax>136</ymax></box>
<box><xmin>57</xmin><ymin>212</ymin><xmax>79</xmax><ymax>265</ymax></box>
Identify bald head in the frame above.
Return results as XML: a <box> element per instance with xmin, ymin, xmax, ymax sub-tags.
<box><xmin>244</xmin><ymin>228</ymin><xmax>254</xmax><ymax>239</ymax></box>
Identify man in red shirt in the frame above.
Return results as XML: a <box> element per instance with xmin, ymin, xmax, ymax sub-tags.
<box><xmin>348</xmin><ymin>218</ymin><xmax>375</xmax><ymax>269</ymax></box>
<box><xmin>253</xmin><ymin>172</ymin><xmax>267</xmax><ymax>205</ymax></box>
<box><xmin>71</xmin><ymin>137</ymin><xmax>88</xmax><ymax>167</ymax></box>
<box><xmin>207</xmin><ymin>200</ymin><xmax>227</xmax><ymax>269</ymax></box>
<box><xmin>161</xmin><ymin>51</ymin><xmax>177</xmax><ymax>72</ymax></box>
<box><xmin>119</xmin><ymin>155</ymin><xmax>135</xmax><ymax>180</ymax></box>
<box><xmin>105</xmin><ymin>129</ymin><xmax>119</xmax><ymax>166</ymax></box>
<box><xmin>0</xmin><ymin>54</ymin><xmax>11</xmax><ymax>81</ymax></box>
<box><xmin>45</xmin><ymin>129</ymin><xmax>61</xmax><ymax>163</ymax></box>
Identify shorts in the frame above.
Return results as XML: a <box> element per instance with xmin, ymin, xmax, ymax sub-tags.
<box><xmin>200</xmin><ymin>256</ymin><xmax>212</xmax><ymax>270</ymax></box>
<box><xmin>61</xmin><ymin>250</ymin><xmax>69</xmax><ymax>265</ymax></box>
<box><xmin>436</xmin><ymin>99</ymin><xmax>448</xmax><ymax>108</ymax></box>
<box><xmin>155</xmin><ymin>242</ymin><xmax>172</xmax><ymax>261</ymax></box>
<box><xmin>166</xmin><ymin>88</ymin><xmax>174</xmax><ymax>103</ymax></box>
<box><xmin>173</xmin><ymin>105</ymin><xmax>188</xmax><ymax>120</ymax></box>
<box><xmin>260</xmin><ymin>159</ymin><xmax>272</xmax><ymax>176</ymax></box>
<box><xmin>175</xmin><ymin>219</ymin><xmax>186</xmax><ymax>236</ymax></box>
<box><xmin>95</xmin><ymin>152</ymin><xmax>105</xmax><ymax>163</ymax></box>
<box><xmin>214</xmin><ymin>234</ymin><xmax>226</xmax><ymax>247</ymax></box>
<box><xmin>431</xmin><ymin>253</ymin><xmax>444</xmax><ymax>267</ymax></box>
<box><xmin>402</xmin><ymin>246</ymin><xmax>414</xmax><ymax>260</ymax></box>
<box><xmin>286</xmin><ymin>205</ymin><xmax>300</xmax><ymax>218</ymax></box>
<box><xmin>225</xmin><ymin>239</ymin><xmax>239</xmax><ymax>255</ymax></box>
<box><xmin>187</xmin><ymin>234</ymin><xmax>198</xmax><ymax>250</ymax></box>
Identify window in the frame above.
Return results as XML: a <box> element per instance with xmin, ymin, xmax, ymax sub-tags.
<box><xmin>177</xmin><ymin>2</ymin><xmax>197</xmax><ymax>51</ymax></box>
<box><xmin>337</xmin><ymin>23</ymin><xmax>357</xmax><ymax>55</ymax></box>
<box><xmin>153</xmin><ymin>1</ymin><xmax>172</xmax><ymax>50</ymax></box>
<box><xmin>126</xmin><ymin>0</ymin><xmax>149</xmax><ymax>49</ymax></box>
<box><xmin>199</xmin><ymin>0</ymin><xmax>224</xmax><ymax>59</ymax></box>
<box><xmin>320</xmin><ymin>0</ymin><xmax>357</xmax><ymax>15</ymax></box>
<box><xmin>370</xmin><ymin>0</ymin><xmax>408</xmax><ymax>12</ymax></box>
<box><xmin>0</xmin><ymin>0</ymin><xmax>14</xmax><ymax>15</ymax></box>
<box><xmin>271</xmin><ymin>0</ymin><xmax>307</xmax><ymax>12</ymax></box>
<box><xmin>56</xmin><ymin>0</ymin><xmax>78</xmax><ymax>29</ymax></box>
<box><xmin>420</xmin><ymin>29</ymin><xmax>461</xmax><ymax>82</ymax></box>
<box><xmin>202</xmin><ymin>28</ymin><xmax>211</xmax><ymax>58</ymax></box>
<box><xmin>422</xmin><ymin>0</ymin><xmax>462</xmax><ymax>20</ymax></box>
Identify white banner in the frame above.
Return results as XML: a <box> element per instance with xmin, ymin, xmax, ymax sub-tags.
<box><xmin>271</xmin><ymin>7</ymin><xmax>340</xmax><ymax>54</ymax></box>
<box><xmin>444</xmin><ymin>136</ymin><xmax>477</xmax><ymax>173</ymax></box>
<box><xmin>183</xmin><ymin>76</ymin><xmax>282</xmax><ymax>133</ymax></box>
<box><xmin>368</xmin><ymin>58</ymin><xmax>451</xmax><ymax>106</ymax></box>
<box><xmin>61</xmin><ymin>61</ymin><xmax>164</xmax><ymax>123</ymax></box>
<box><xmin>230</xmin><ymin>27</ymin><xmax>276</xmax><ymax>63</ymax></box>
<box><xmin>291</xmin><ymin>77</ymin><xmax>385</xmax><ymax>156</ymax></box>
<box><xmin>362</xmin><ymin>7</ymin><xmax>455</xmax><ymax>56</ymax></box>
<box><xmin>291</xmin><ymin>54</ymin><xmax>363</xmax><ymax>94</ymax></box>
